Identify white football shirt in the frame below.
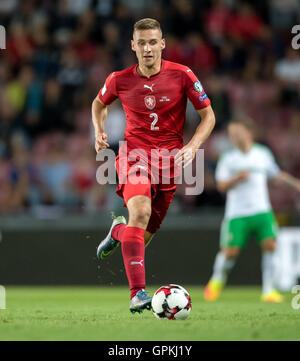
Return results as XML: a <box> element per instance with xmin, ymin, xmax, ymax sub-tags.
<box><xmin>215</xmin><ymin>144</ymin><xmax>280</xmax><ymax>219</ymax></box>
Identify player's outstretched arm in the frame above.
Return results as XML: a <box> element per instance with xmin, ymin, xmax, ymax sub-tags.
<box><xmin>217</xmin><ymin>171</ymin><xmax>249</xmax><ymax>193</ymax></box>
<box><xmin>175</xmin><ymin>105</ymin><xmax>215</xmax><ymax>168</ymax></box>
<box><xmin>92</xmin><ymin>96</ymin><xmax>110</xmax><ymax>153</ymax></box>
<box><xmin>273</xmin><ymin>171</ymin><xmax>300</xmax><ymax>192</ymax></box>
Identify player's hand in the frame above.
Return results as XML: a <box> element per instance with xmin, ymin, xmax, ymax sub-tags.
<box><xmin>235</xmin><ymin>171</ymin><xmax>249</xmax><ymax>183</ymax></box>
<box><xmin>95</xmin><ymin>132</ymin><xmax>110</xmax><ymax>153</ymax></box>
<box><xmin>174</xmin><ymin>144</ymin><xmax>197</xmax><ymax>168</ymax></box>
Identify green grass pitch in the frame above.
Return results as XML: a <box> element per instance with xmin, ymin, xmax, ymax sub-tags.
<box><xmin>0</xmin><ymin>286</ymin><xmax>299</xmax><ymax>341</ymax></box>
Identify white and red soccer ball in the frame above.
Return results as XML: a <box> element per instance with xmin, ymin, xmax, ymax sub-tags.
<box><xmin>151</xmin><ymin>284</ymin><xmax>192</xmax><ymax>320</ymax></box>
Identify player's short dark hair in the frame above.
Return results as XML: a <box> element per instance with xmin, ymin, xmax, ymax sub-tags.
<box><xmin>133</xmin><ymin>18</ymin><xmax>162</xmax><ymax>36</ymax></box>
<box><xmin>228</xmin><ymin>115</ymin><xmax>255</xmax><ymax>133</ymax></box>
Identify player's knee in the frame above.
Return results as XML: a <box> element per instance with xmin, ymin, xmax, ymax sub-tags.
<box><xmin>223</xmin><ymin>247</ymin><xmax>240</xmax><ymax>259</ymax></box>
<box><xmin>137</xmin><ymin>206</ymin><xmax>151</xmax><ymax>223</ymax></box>
<box><xmin>261</xmin><ymin>239</ymin><xmax>276</xmax><ymax>252</ymax></box>
<box><xmin>130</xmin><ymin>206</ymin><xmax>151</xmax><ymax>226</ymax></box>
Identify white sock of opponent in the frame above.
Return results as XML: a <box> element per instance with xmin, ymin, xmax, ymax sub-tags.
<box><xmin>262</xmin><ymin>251</ymin><xmax>276</xmax><ymax>294</ymax></box>
<box><xmin>211</xmin><ymin>252</ymin><xmax>236</xmax><ymax>284</ymax></box>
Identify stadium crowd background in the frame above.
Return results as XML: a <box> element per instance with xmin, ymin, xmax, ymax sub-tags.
<box><xmin>0</xmin><ymin>0</ymin><xmax>300</xmax><ymax>219</ymax></box>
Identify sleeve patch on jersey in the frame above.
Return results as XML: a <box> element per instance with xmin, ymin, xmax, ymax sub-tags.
<box><xmin>199</xmin><ymin>92</ymin><xmax>208</xmax><ymax>101</ymax></box>
<box><xmin>101</xmin><ymin>84</ymin><xmax>107</xmax><ymax>96</ymax></box>
<box><xmin>193</xmin><ymin>81</ymin><xmax>203</xmax><ymax>93</ymax></box>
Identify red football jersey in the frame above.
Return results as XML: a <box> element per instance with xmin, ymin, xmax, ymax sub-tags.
<box><xmin>98</xmin><ymin>59</ymin><xmax>211</xmax><ymax>155</ymax></box>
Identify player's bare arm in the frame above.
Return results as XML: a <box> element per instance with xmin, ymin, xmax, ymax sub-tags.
<box><xmin>217</xmin><ymin>171</ymin><xmax>249</xmax><ymax>193</ymax></box>
<box><xmin>92</xmin><ymin>96</ymin><xmax>110</xmax><ymax>153</ymax></box>
<box><xmin>175</xmin><ymin>105</ymin><xmax>216</xmax><ymax>168</ymax></box>
<box><xmin>273</xmin><ymin>171</ymin><xmax>300</xmax><ymax>192</ymax></box>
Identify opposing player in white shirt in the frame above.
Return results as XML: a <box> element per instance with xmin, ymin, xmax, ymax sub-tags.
<box><xmin>204</xmin><ymin>116</ymin><xmax>300</xmax><ymax>302</ymax></box>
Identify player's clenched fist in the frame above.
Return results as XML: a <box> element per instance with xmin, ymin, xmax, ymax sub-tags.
<box><xmin>174</xmin><ymin>144</ymin><xmax>197</xmax><ymax>168</ymax></box>
<box><xmin>95</xmin><ymin>132</ymin><xmax>110</xmax><ymax>153</ymax></box>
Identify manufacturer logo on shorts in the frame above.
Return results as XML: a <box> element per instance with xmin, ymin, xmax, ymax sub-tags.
<box><xmin>144</xmin><ymin>95</ymin><xmax>156</xmax><ymax>110</ymax></box>
<box><xmin>193</xmin><ymin>81</ymin><xmax>203</xmax><ymax>93</ymax></box>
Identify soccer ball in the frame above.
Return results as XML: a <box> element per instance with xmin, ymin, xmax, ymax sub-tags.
<box><xmin>151</xmin><ymin>284</ymin><xmax>192</xmax><ymax>320</ymax></box>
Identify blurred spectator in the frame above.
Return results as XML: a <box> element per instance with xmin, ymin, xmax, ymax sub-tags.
<box><xmin>113</xmin><ymin>3</ymin><xmax>135</xmax><ymax>46</ymax></box>
<box><xmin>95</xmin><ymin>0</ymin><xmax>115</xmax><ymax>19</ymax></box>
<box><xmin>58</xmin><ymin>47</ymin><xmax>85</xmax><ymax>108</ymax></box>
<box><xmin>0</xmin><ymin>0</ymin><xmax>18</xmax><ymax>28</ymax></box>
<box><xmin>38</xmin><ymin>78</ymin><xmax>70</xmax><ymax>135</ymax></box>
<box><xmin>50</xmin><ymin>0</ymin><xmax>77</xmax><ymax>47</ymax></box>
<box><xmin>269</xmin><ymin>0</ymin><xmax>300</xmax><ymax>30</ymax></box>
<box><xmin>4</xmin><ymin>64</ymin><xmax>34</xmax><ymax>117</ymax></box>
<box><xmin>163</xmin><ymin>34</ymin><xmax>186</xmax><ymax>65</ymax></box>
<box><xmin>0</xmin><ymin>0</ymin><xmax>17</xmax><ymax>14</ymax></box>
<box><xmin>205</xmin><ymin>0</ymin><xmax>233</xmax><ymax>46</ymax></box>
<box><xmin>275</xmin><ymin>48</ymin><xmax>300</xmax><ymax>84</ymax></box>
<box><xmin>168</xmin><ymin>0</ymin><xmax>201</xmax><ymax>39</ymax></box>
<box><xmin>102</xmin><ymin>22</ymin><xmax>124</xmax><ymax>69</ymax></box>
<box><xmin>31</xmin><ymin>21</ymin><xmax>60</xmax><ymax>79</ymax></box>
<box><xmin>120</xmin><ymin>0</ymin><xmax>156</xmax><ymax>15</ymax></box>
<box><xmin>66</xmin><ymin>0</ymin><xmax>92</xmax><ymax>16</ymax></box>
<box><xmin>22</xmin><ymin>68</ymin><xmax>43</xmax><ymax>138</ymax></box>
<box><xmin>70</xmin><ymin>14</ymin><xmax>97</xmax><ymax>64</ymax></box>
<box><xmin>9</xmin><ymin>133</ymin><xmax>37</xmax><ymax>212</ymax></box>
<box><xmin>39</xmin><ymin>133</ymin><xmax>77</xmax><ymax>208</ymax></box>
<box><xmin>275</xmin><ymin>47</ymin><xmax>300</xmax><ymax>106</ymax></box>
<box><xmin>218</xmin><ymin>39</ymin><xmax>245</xmax><ymax>74</ymax></box>
<box><xmin>6</xmin><ymin>21</ymin><xmax>35</xmax><ymax>67</ymax></box>
<box><xmin>205</xmin><ymin>75</ymin><xmax>231</xmax><ymax>128</ymax></box>
<box><xmin>227</xmin><ymin>2</ymin><xmax>264</xmax><ymax>42</ymax></box>
<box><xmin>184</xmin><ymin>33</ymin><xmax>216</xmax><ymax>75</ymax></box>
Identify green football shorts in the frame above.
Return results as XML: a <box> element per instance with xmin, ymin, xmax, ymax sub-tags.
<box><xmin>220</xmin><ymin>211</ymin><xmax>278</xmax><ymax>249</ymax></box>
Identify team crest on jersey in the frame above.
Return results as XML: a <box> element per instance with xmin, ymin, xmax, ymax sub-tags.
<box><xmin>144</xmin><ymin>95</ymin><xmax>156</xmax><ymax>110</ymax></box>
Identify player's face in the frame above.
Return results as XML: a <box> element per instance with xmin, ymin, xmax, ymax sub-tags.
<box><xmin>131</xmin><ymin>29</ymin><xmax>165</xmax><ymax>68</ymax></box>
<box><xmin>228</xmin><ymin>123</ymin><xmax>253</xmax><ymax>149</ymax></box>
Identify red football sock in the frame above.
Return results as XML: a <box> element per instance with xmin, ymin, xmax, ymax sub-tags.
<box><xmin>121</xmin><ymin>226</ymin><xmax>145</xmax><ymax>298</ymax></box>
<box><xmin>111</xmin><ymin>223</ymin><xmax>126</xmax><ymax>242</ymax></box>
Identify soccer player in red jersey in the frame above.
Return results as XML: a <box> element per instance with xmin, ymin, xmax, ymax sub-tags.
<box><xmin>92</xmin><ymin>18</ymin><xmax>215</xmax><ymax>313</ymax></box>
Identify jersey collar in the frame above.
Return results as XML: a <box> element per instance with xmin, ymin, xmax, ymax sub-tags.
<box><xmin>236</xmin><ymin>143</ymin><xmax>255</xmax><ymax>155</ymax></box>
<box><xmin>134</xmin><ymin>59</ymin><xmax>165</xmax><ymax>79</ymax></box>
